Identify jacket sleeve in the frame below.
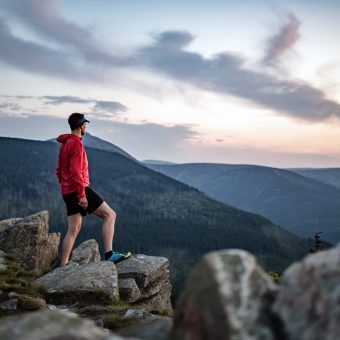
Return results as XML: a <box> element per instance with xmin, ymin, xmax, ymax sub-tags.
<box><xmin>56</xmin><ymin>163</ymin><xmax>62</xmax><ymax>184</ymax></box>
<box><xmin>69</xmin><ymin>141</ymin><xmax>86</xmax><ymax>199</ymax></box>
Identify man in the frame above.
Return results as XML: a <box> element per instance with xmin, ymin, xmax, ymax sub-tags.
<box><xmin>56</xmin><ymin>112</ymin><xmax>131</xmax><ymax>266</ymax></box>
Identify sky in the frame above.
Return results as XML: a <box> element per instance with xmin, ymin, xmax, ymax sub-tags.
<box><xmin>1</xmin><ymin>0</ymin><xmax>340</xmax><ymax>167</ymax></box>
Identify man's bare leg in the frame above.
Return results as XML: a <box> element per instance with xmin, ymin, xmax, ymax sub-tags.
<box><xmin>92</xmin><ymin>201</ymin><xmax>116</xmax><ymax>252</ymax></box>
<box><xmin>59</xmin><ymin>213</ymin><xmax>82</xmax><ymax>266</ymax></box>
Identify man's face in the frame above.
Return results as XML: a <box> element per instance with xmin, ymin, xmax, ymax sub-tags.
<box><xmin>80</xmin><ymin>123</ymin><xmax>87</xmax><ymax>136</ymax></box>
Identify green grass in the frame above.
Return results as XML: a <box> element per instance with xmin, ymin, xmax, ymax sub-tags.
<box><xmin>102</xmin><ymin>314</ymin><xmax>139</xmax><ymax>331</ymax></box>
<box><xmin>0</xmin><ymin>255</ymin><xmax>46</xmax><ymax>298</ymax></box>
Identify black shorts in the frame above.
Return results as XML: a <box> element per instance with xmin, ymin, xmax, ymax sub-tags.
<box><xmin>62</xmin><ymin>186</ymin><xmax>104</xmax><ymax>217</ymax></box>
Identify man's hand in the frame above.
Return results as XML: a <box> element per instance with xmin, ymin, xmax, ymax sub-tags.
<box><xmin>78</xmin><ymin>196</ymin><xmax>88</xmax><ymax>210</ymax></box>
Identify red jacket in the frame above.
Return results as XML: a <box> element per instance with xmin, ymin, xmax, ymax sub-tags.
<box><xmin>56</xmin><ymin>134</ymin><xmax>90</xmax><ymax>198</ymax></box>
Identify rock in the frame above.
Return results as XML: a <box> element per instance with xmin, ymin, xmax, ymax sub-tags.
<box><xmin>119</xmin><ymin>278</ymin><xmax>141</xmax><ymax>303</ymax></box>
<box><xmin>115</xmin><ymin>254</ymin><xmax>173</xmax><ymax>316</ymax></box>
<box><xmin>272</xmin><ymin>243</ymin><xmax>340</xmax><ymax>340</ymax></box>
<box><xmin>0</xmin><ymin>211</ymin><xmax>60</xmax><ymax>276</ymax></box>
<box><xmin>172</xmin><ymin>249</ymin><xmax>281</xmax><ymax>340</ymax></box>
<box><xmin>0</xmin><ymin>298</ymin><xmax>18</xmax><ymax>311</ymax></box>
<box><xmin>0</xmin><ymin>309</ymin><xmax>128</xmax><ymax>339</ymax></box>
<box><xmin>71</xmin><ymin>239</ymin><xmax>101</xmax><ymax>265</ymax></box>
<box><xmin>0</xmin><ymin>218</ymin><xmax>22</xmax><ymax>230</ymax></box>
<box><xmin>0</xmin><ymin>250</ymin><xmax>8</xmax><ymax>270</ymax></box>
<box><xmin>123</xmin><ymin>308</ymin><xmax>159</xmax><ymax>322</ymax></box>
<box><xmin>36</xmin><ymin>261</ymin><xmax>119</xmax><ymax>306</ymax></box>
<box><xmin>117</xmin><ymin>313</ymin><xmax>173</xmax><ymax>340</ymax></box>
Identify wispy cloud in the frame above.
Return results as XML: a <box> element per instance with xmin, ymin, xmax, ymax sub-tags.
<box><xmin>262</xmin><ymin>12</ymin><xmax>301</xmax><ymax>65</ymax></box>
<box><xmin>138</xmin><ymin>30</ymin><xmax>340</xmax><ymax>121</ymax></box>
<box><xmin>0</xmin><ymin>95</ymin><xmax>129</xmax><ymax>118</ymax></box>
<box><xmin>41</xmin><ymin>96</ymin><xmax>93</xmax><ymax>105</ymax></box>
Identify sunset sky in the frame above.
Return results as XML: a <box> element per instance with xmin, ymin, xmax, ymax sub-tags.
<box><xmin>1</xmin><ymin>0</ymin><xmax>340</xmax><ymax>167</ymax></box>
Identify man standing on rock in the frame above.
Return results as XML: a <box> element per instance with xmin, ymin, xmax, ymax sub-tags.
<box><xmin>55</xmin><ymin>112</ymin><xmax>131</xmax><ymax>266</ymax></box>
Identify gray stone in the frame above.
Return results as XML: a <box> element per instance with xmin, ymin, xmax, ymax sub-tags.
<box><xmin>0</xmin><ymin>309</ymin><xmax>127</xmax><ymax>339</ymax></box>
<box><xmin>123</xmin><ymin>308</ymin><xmax>159</xmax><ymax>322</ymax></box>
<box><xmin>0</xmin><ymin>249</ymin><xmax>8</xmax><ymax>270</ymax></box>
<box><xmin>116</xmin><ymin>254</ymin><xmax>173</xmax><ymax>316</ymax></box>
<box><xmin>71</xmin><ymin>239</ymin><xmax>101</xmax><ymax>265</ymax></box>
<box><xmin>0</xmin><ymin>218</ymin><xmax>22</xmax><ymax>230</ymax></box>
<box><xmin>0</xmin><ymin>211</ymin><xmax>60</xmax><ymax>276</ymax></box>
<box><xmin>0</xmin><ymin>298</ymin><xmax>18</xmax><ymax>311</ymax></box>
<box><xmin>119</xmin><ymin>278</ymin><xmax>141</xmax><ymax>303</ymax></box>
<box><xmin>172</xmin><ymin>249</ymin><xmax>280</xmax><ymax>340</ymax></box>
<box><xmin>117</xmin><ymin>316</ymin><xmax>173</xmax><ymax>340</ymax></box>
<box><xmin>273</xmin><ymin>243</ymin><xmax>340</xmax><ymax>340</ymax></box>
<box><xmin>36</xmin><ymin>261</ymin><xmax>119</xmax><ymax>305</ymax></box>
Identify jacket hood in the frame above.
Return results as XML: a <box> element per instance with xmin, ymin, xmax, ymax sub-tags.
<box><xmin>56</xmin><ymin>134</ymin><xmax>82</xmax><ymax>143</ymax></box>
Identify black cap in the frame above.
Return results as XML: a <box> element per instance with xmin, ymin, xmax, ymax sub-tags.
<box><xmin>68</xmin><ymin>113</ymin><xmax>90</xmax><ymax>130</ymax></box>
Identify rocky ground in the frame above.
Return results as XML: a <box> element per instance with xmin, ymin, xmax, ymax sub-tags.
<box><xmin>0</xmin><ymin>210</ymin><xmax>339</xmax><ymax>339</ymax></box>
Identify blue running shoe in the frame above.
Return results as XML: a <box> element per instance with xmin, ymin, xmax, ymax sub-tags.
<box><xmin>107</xmin><ymin>251</ymin><xmax>132</xmax><ymax>264</ymax></box>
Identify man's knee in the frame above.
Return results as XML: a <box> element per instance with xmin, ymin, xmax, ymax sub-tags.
<box><xmin>68</xmin><ymin>223</ymin><xmax>81</xmax><ymax>236</ymax></box>
<box><xmin>106</xmin><ymin>209</ymin><xmax>116</xmax><ymax>221</ymax></box>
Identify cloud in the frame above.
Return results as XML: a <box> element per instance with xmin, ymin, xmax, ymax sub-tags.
<box><xmin>41</xmin><ymin>96</ymin><xmax>93</xmax><ymax>105</ymax></box>
<box><xmin>1</xmin><ymin>0</ymin><xmax>127</xmax><ymax>67</ymax></box>
<box><xmin>0</xmin><ymin>19</ymin><xmax>97</xmax><ymax>80</ymax></box>
<box><xmin>40</xmin><ymin>95</ymin><xmax>128</xmax><ymax>116</ymax></box>
<box><xmin>262</xmin><ymin>12</ymin><xmax>301</xmax><ymax>65</ymax></box>
<box><xmin>137</xmin><ymin>30</ymin><xmax>340</xmax><ymax>121</ymax></box>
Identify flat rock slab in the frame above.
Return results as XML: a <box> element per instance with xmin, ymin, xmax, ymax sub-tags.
<box><xmin>36</xmin><ymin>261</ymin><xmax>119</xmax><ymax>306</ymax></box>
<box><xmin>115</xmin><ymin>254</ymin><xmax>173</xmax><ymax>316</ymax></box>
<box><xmin>116</xmin><ymin>254</ymin><xmax>169</xmax><ymax>288</ymax></box>
<box><xmin>273</xmin><ymin>243</ymin><xmax>340</xmax><ymax>340</ymax></box>
<box><xmin>0</xmin><ymin>309</ymin><xmax>128</xmax><ymax>340</ymax></box>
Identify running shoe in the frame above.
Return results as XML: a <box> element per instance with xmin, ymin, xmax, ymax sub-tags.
<box><xmin>107</xmin><ymin>251</ymin><xmax>132</xmax><ymax>264</ymax></box>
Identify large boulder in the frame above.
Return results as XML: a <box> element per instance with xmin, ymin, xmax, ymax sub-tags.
<box><xmin>272</xmin><ymin>243</ymin><xmax>340</xmax><ymax>340</ymax></box>
<box><xmin>0</xmin><ymin>211</ymin><xmax>60</xmax><ymax>276</ymax></box>
<box><xmin>36</xmin><ymin>261</ymin><xmax>119</xmax><ymax>306</ymax></box>
<box><xmin>116</xmin><ymin>254</ymin><xmax>173</xmax><ymax>316</ymax></box>
<box><xmin>0</xmin><ymin>309</ymin><xmax>127</xmax><ymax>339</ymax></box>
<box><xmin>71</xmin><ymin>239</ymin><xmax>101</xmax><ymax>265</ymax></box>
<box><xmin>172</xmin><ymin>249</ymin><xmax>281</xmax><ymax>340</ymax></box>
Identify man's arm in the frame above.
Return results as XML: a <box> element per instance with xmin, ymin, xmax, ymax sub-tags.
<box><xmin>69</xmin><ymin>141</ymin><xmax>86</xmax><ymax>199</ymax></box>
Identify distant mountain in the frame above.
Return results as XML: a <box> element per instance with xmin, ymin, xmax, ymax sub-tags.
<box><xmin>0</xmin><ymin>137</ymin><xmax>318</xmax><ymax>300</ymax></box>
<box><xmin>290</xmin><ymin>168</ymin><xmax>340</xmax><ymax>190</ymax></box>
<box><xmin>142</xmin><ymin>160</ymin><xmax>178</xmax><ymax>165</ymax></box>
<box><xmin>47</xmin><ymin>132</ymin><xmax>137</xmax><ymax>162</ymax></box>
<box><xmin>145</xmin><ymin>162</ymin><xmax>340</xmax><ymax>243</ymax></box>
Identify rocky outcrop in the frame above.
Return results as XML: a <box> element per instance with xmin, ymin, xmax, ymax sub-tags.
<box><xmin>0</xmin><ymin>250</ymin><xmax>7</xmax><ymax>270</ymax></box>
<box><xmin>0</xmin><ymin>309</ymin><xmax>127</xmax><ymax>340</ymax></box>
<box><xmin>36</xmin><ymin>261</ymin><xmax>120</xmax><ymax>306</ymax></box>
<box><xmin>0</xmin><ymin>211</ymin><xmax>60</xmax><ymax>276</ymax></box>
<box><xmin>116</xmin><ymin>254</ymin><xmax>173</xmax><ymax>316</ymax></box>
<box><xmin>172</xmin><ymin>249</ymin><xmax>280</xmax><ymax>340</ymax></box>
<box><xmin>71</xmin><ymin>239</ymin><xmax>101</xmax><ymax>265</ymax></box>
<box><xmin>272</xmin><ymin>243</ymin><xmax>340</xmax><ymax>340</ymax></box>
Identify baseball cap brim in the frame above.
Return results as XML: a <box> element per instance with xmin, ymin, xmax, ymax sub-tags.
<box><xmin>77</xmin><ymin>117</ymin><xmax>90</xmax><ymax>126</ymax></box>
